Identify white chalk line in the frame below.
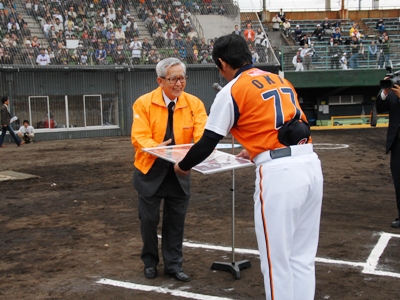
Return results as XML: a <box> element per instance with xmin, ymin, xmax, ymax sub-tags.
<box><xmin>97</xmin><ymin>232</ymin><xmax>400</xmax><ymax>299</ymax></box>
<box><xmin>313</xmin><ymin>143</ymin><xmax>350</xmax><ymax>150</ymax></box>
<box><xmin>96</xmin><ymin>278</ymin><xmax>234</xmax><ymax>300</ymax></box>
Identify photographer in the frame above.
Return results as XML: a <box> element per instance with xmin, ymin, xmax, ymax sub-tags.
<box><xmin>17</xmin><ymin>120</ymin><xmax>35</xmax><ymax>143</ymax></box>
<box><xmin>376</xmin><ymin>79</ymin><xmax>400</xmax><ymax>228</ymax></box>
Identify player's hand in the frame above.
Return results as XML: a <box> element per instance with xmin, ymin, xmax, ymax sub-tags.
<box><xmin>236</xmin><ymin>149</ymin><xmax>250</xmax><ymax>159</ymax></box>
<box><xmin>174</xmin><ymin>162</ymin><xmax>190</xmax><ymax>177</ymax></box>
<box><xmin>157</xmin><ymin>139</ymin><xmax>172</xmax><ymax>147</ymax></box>
<box><xmin>392</xmin><ymin>84</ymin><xmax>400</xmax><ymax>99</ymax></box>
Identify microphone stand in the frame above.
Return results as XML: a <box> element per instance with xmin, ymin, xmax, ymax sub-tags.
<box><xmin>211</xmin><ymin>135</ymin><xmax>251</xmax><ymax>279</ymax></box>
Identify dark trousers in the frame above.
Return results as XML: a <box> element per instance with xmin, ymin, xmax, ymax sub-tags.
<box><xmin>390</xmin><ymin>133</ymin><xmax>400</xmax><ymax>217</ymax></box>
<box><xmin>0</xmin><ymin>125</ymin><xmax>21</xmax><ymax>146</ymax></box>
<box><xmin>138</xmin><ymin>166</ymin><xmax>190</xmax><ymax>273</ymax></box>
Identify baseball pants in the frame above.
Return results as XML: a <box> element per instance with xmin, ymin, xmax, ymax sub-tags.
<box><xmin>253</xmin><ymin>144</ymin><xmax>323</xmax><ymax>300</ymax></box>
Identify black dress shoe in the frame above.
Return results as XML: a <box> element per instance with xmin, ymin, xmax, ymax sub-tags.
<box><xmin>167</xmin><ymin>271</ymin><xmax>191</xmax><ymax>282</ymax></box>
<box><xmin>144</xmin><ymin>267</ymin><xmax>158</xmax><ymax>279</ymax></box>
<box><xmin>391</xmin><ymin>218</ymin><xmax>400</xmax><ymax>228</ymax></box>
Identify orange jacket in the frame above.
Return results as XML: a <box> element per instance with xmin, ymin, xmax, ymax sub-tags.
<box><xmin>244</xmin><ymin>29</ymin><xmax>256</xmax><ymax>42</ymax></box>
<box><xmin>131</xmin><ymin>86</ymin><xmax>207</xmax><ymax>174</ymax></box>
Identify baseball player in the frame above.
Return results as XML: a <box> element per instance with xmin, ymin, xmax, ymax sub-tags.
<box><xmin>174</xmin><ymin>34</ymin><xmax>323</xmax><ymax>300</ymax></box>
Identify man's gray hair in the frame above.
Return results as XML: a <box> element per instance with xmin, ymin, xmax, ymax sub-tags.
<box><xmin>156</xmin><ymin>57</ymin><xmax>186</xmax><ymax>78</ymax></box>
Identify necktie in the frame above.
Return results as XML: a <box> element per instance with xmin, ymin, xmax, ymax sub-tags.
<box><xmin>165</xmin><ymin>102</ymin><xmax>175</xmax><ymax>144</ymax></box>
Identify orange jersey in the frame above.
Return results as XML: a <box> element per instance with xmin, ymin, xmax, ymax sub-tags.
<box><xmin>205</xmin><ymin>65</ymin><xmax>311</xmax><ymax>160</ymax></box>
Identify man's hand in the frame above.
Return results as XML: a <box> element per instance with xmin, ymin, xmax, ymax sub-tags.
<box><xmin>236</xmin><ymin>149</ymin><xmax>250</xmax><ymax>160</ymax></box>
<box><xmin>174</xmin><ymin>162</ymin><xmax>190</xmax><ymax>177</ymax></box>
<box><xmin>157</xmin><ymin>139</ymin><xmax>172</xmax><ymax>147</ymax></box>
<box><xmin>392</xmin><ymin>84</ymin><xmax>400</xmax><ymax>99</ymax></box>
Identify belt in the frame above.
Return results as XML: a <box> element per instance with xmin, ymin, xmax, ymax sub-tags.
<box><xmin>253</xmin><ymin>144</ymin><xmax>314</xmax><ymax>166</ymax></box>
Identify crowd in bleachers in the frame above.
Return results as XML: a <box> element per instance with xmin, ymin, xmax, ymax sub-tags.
<box><xmin>0</xmin><ymin>0</ymin><xmax>226</xmax><ymax>66</ymax></box>
<box><xmin>270</xmin><ymin>12</ymin><xmax>400</xmax><ymax>71</ymax></box>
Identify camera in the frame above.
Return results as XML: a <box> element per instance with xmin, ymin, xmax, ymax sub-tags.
<box><xmin>380</xmin><ymin>67</ymin><xmax>400</xmax><ymax>89</ymax></box>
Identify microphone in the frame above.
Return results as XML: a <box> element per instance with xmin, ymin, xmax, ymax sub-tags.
<box><xmin>212</xmin><ymin>83</ymin><xmax>223</xmax><ymax>91</ymax></box>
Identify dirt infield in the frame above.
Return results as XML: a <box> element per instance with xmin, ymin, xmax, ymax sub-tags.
<box><xmin>1</xmin><ymin>128</ymin><xmax>400</xmax><ymax>300</ymax></box>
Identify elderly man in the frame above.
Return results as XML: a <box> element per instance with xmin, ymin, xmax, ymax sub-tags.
<box><xmin>131</xmin><ymin>57</ymin><xmax>207</xmax><ymax>282</ymax></box>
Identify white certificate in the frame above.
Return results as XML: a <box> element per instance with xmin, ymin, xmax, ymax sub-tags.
<box><xmin>143</xmin><ymin>144</ymin><xmax>254</xmax><ymax>175</ymax></box>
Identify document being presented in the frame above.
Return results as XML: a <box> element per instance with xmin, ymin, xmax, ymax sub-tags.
<box><xmin>143</xmin><ymin>144</ymin><xmax>254</xmax><ymax>175</ymax></box>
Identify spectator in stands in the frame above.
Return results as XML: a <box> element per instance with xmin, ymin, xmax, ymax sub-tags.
<box><xmin>340</xmin><ymin>52</ymin><xmax>348</xmax><ymax>70</ymax></box>
<box><xmin>106</xmin><ymin>27</ymin><xmax>116</xmax><ymax>40</ymax></box>
<box><xmin>7</xmin><ymin>17</ymin><xmax>20</xmax><ymax>32</ymax></box>
<box><xmin>125</xmin><ymin>27</ymin><xmax>135</xmax><ymax>41</ymax></box>
<box><xmin>329</xmin><ymin>41</ymin><xmax>341</xmax><ymax>69</ymax></box>
<box><xmin>232</xmin><ymin>24</ymin><xmax>242</xmax><ymax>36</ymax></box>
<box><xmin>376</xmin><ymin>18</ymin><xmax>385</xmax><ymax>35</ymax></box>
<box><xmin>351</xmin><ymin>27</ymin><xmax>362</xmax><ymax>41</ymax></box>
<box><xmin>165</xmin><ymin>11</ymin><xmax>174</xmax><ymax>25</ymax></box>
<box><xmin>294</xmin><ymin>25</ymin><xmax>302</xmax><ymax>42</ymax></box>
<box><xmin>254</xmin><ymin>27</ymin><xmax>267</xmax><ymax>60</ymax></box>
<box><xmin>0</xmin><ymin>10</ymin><xmax>7</xmax><ymax>28</ymax></box>
<box><xmin>25</xmin><ymin>0</ymin><xmax>32</xmax><ymax>16</ymax></box>
<box><xmin>0</xmin><ymin>48</ymin><xmax>13</xmax><ymax>64</ymax></box>
<box><xmin>130</xmin><ymin>36</ymin><xmax>142</xmax><ymax>65</ymax></box>
<box><xmin>78</xmin><ymin>49</ymin><xmax>89</xmax><ymax>65</ymax></box>
<box><xmin>299</xmin><ymin>33</ymin><xmax>311</xmax><ymax>47</ymax></box>
<box><xmin>154</xmin><ymin>27</ymin><xmax>165</xmax><ymax>48</ymax></box>
<box><xmin>115</xmin><ymin>26</ymin><xmax>125</xmax><ymax>42</ymax></box>
<box><xmin>112</xmin><ymin>45</ymin><xmax>126</xmax><ymax>65</ymax></box>
<box><xmin>108</xmin><ymin>6</ymin><xmax>116</xmax><ymax>22</ymax></box>
<box><xmin>199</xmin><ymin>38</ymin><xmax>208</xmax><ymax>55</ymax></box>
<box><xmin>278</xmin><ymin>8</ymin><xmax>286</xmax><ymax>22</ymax></box>
<box><xmin>104</xmin><ymin>17</ymin><xmax>114</xmax><ymax>31</ymax></box>
<box><xmin>321</xmin><ymin>17</ymin><xmax>332</xmax><ymax>36</ymax></box>
<box><xmin>2</xmin><ymin>33</ymin><xmax>11</xmax><ymax>48</ymax></box>
<box><xmin>165</xmin><ymin>27</ymin><xmax>175</xmax><ymax>48</ymax></box>
<box><xmin>95</xmin><ymin>43</ymin><xmax>107</xmax><ymax>65</ymax></box>
<box><xmin>48</xmin><ymin>25</ymin><xmax>57</xmax><ymax>41</ymax></box>
<box><xmin>53</xmin><ymin>18</ymin><xmax>63</xmax><ymax>32</ymax></box>
<box><xmin>282</xmin><ymin>19</ymin><xmax>291</xmax><ymax>38</ymax></box>
<box><xmin>52</xmin><ymin>9</ymin><xmax>63</xmax><ymax>23</ymax></box>
<box><xmin>183</xmin><ymin>36</ymin><xmax>194</xmax><ymax>63</ymax></box>
<box><xmin>57</xmin><ymin>48</ymin><xmax>71</xmax><ymax>65</ymax></box>
<box><xmin>105</xmin><ymin>37</ymin><xmax>116</xmax><ymax>55</ymax></box>
<box><xmin>292</xmin><ymin>47</ymin><xmax>303</xmax><ymax>71</ymax></box>
<box><xmin>146</xmin><ymin>48</ymin><xmax>160</xmax><ymax>64</ymax></box>
<box><xmin>368</xmin><ymin>40</ymin><xmax>378</xmax><ymax>65</ymax></box>
<box><xmin>271</xmin><ymin>13</ymin><xmax>281</xmax><ymax>31</ymax></box>
<box><xmin>349</xmin><ymin>35</ymin><xmax>360</xmax><ymax>69</ymax></box>
<box><xmin>22</xmin><ymin>40</ymin><xmax>34</xmax><ymax>59</ymax></box>
<box><xmin>249</xmin><ymin>44</ymin><xmax>259</xmax><ymax>63</ymax></box>
<box><xmin>378</xmin><ymin>34</ymin><xmax>391</xmax><ymax>69</ymax></box>
<box><xmin>243</xmin><ymin>23</ymin><xmax>255</xmax><ymax>45</ymax></box>
<box><xmin>171</xmin><ymin>47</ymin><xmax>183</xmax><ymax>60</ymax></box>
<box><xmin>187</xmin><ymin>27</ymin><xmax>198</xmax><ymax>41</ymax></box>
<box><xmin>244</xmin><ymin>16</ymin><xmax>252</xmax><ymax>27</ymax></box>
<box><xmin>349</xmin><ymin>23</ymin><xmax>357</xmax><ymax>37</ymax></box>
<box><xmin>67</xmin><ymin>6</ymin><xmax>77</xmax><ymax>22</ymax></box>
<box><xmin>218</xmin><ymin>5</ymin><xmax>225</xmax><ymax>15</ymax></box>
<box><xmin>300</xmin><ymin>43</ymin><xmax>313</xmax><ymax>70</ymax></box>
<box><xmin>77</xmin><ymin>3</ymin><xmax>87</xmax><ymax>19</ymax></box>
<box><xmin>43</xmin><ymin>18</ymin><xmax>53</xmax><ymax>39</ymax></box>
<box><xmin>9</xmin><ymin>23</ymin><xmax>20</xmax><ymax>40</ymax></box>
<box><xmin>200</xmin><ymin>51</ymin><xmax>211</xmax><ymax>64</ymax></box>
<box><xmin>332</xmin><ymin>27</ymin><xmax>342</xmax><ymax>44</ymax></box>
<box><xmin>16</xmin><ymin>14</ymin><xmax>25</xmax><ymax>29</ymax></box>
<box><xmin>36</xmin><ymin>47</ymin><xmax>50</xmax><ymax>65</ymax></box>
<box><xmin>182</xmin><ymin>21</ymin><xmax>192</xmax><ymax>36</ymax></box>
<box><xmin>175</xmin><ymin>34</ymin><xmax>184</xmax><ymax>52</ymax></box>
<box><xmin>312</xmin><ymin>24</ymin><xmax>324</xmax><ymax>41</ymax></box>
<box><xmin>142</xmin><ymin>37</ymin><xmax>152</xmax><ymax>57</ymax></box>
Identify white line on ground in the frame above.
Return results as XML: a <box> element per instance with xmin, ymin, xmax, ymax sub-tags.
<box><xmin>96</xmin><ymin>278</ymin><xmax>234</xmax><ymax>300</ymax></box>
<box><xmin>363</xmin><ymin>232</ymin><xmax>393</xmax><ymax>274</ymax></box>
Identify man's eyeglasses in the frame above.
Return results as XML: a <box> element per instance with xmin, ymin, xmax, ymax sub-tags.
<box><xmin>160</xmin><ymin>76</ymin><xmax>187</xmax><ymax>84</ymax></box>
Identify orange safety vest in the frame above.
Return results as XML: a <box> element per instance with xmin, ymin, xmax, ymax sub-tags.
<box><xmin>131</xmin><ymin>86</ymin><xmax>207</xmax><ymax>174</ymax></box>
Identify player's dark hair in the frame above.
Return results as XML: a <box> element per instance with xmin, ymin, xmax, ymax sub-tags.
<box><xmin>2</xmin><ymin>96</ymin><xmax>9</xmax><ymax>104</ymax></box>
<box><xmin>23</xmin><ymin>120</ymin><xmax>30</xmax><ymax>125</ymax></box>
<box><xmin>212</xmin><ymin>34</ymin><xmax>252</xmax><ymax>70</ymax></box>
